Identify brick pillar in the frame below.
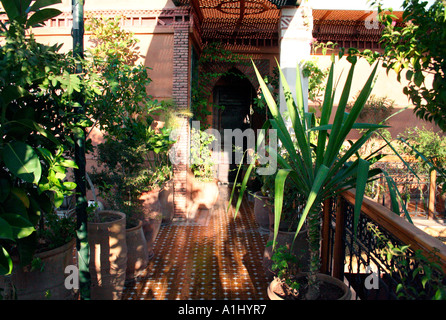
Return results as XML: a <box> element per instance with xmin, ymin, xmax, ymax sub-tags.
<box><xmin>173</xmin><ymin>24</ymin><xmax>190</xmax><ymax>110</ymax></box>
<box><xmin>172</xmin><ymin>23</ymin><xmax>190</xmax><ymax>219</ymax></box>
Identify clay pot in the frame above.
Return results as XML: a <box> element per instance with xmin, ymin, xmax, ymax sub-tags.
<box><xmin>6</xmin><ymin>238</ymin><xmax>76</xmax><ymax>300</ymax></box>
<box><xmin>140</xmin><ymin>189</ymin><xmax>162</xmax><ymax>258</ymax></box>
<box><xmin>125</xmin><ymin>220</ymin><xmax>149</xmax><ymax>282</ymax></box>
<box><xmin>139</xmin><ymin>188</ymin><xmax>161</xmax><ymax>219</ymax></box>
<box><xmin>253</xmin><ymin>192</ymin><xmax>272</xmax><ymax>231</ymax></box>
<box><xmin>88</xmin><ymin>210</ymin><xmax>127</xmax><ymax>300</ymax></box>
<box><xmin>158</xmin><ymin>180</ymin><xmax>174</xmax><ymax>224</ymax></box>
<box><xmin>142</xmin><ymin>216</ymin><xmax>162</xmax><ymax>259</ymax></box>
<box><xmin>267</xmin><ymin>273</ymin><xmax>352</xmax><ymax>300</ymax></box>
<box><xmin>263</xmin><ymin>226</ymin><xmax>310</xmax><ymax>280</ymax></box>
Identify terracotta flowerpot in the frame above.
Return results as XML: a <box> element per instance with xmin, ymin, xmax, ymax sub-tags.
<box><xmin>6</xmin><ymin>238</ymin><xmax>76</xmax><ymax>300</ymax></box>
<box><xmin>139</xmin><ymin>188</ymin><xmax>161</xmax><ymax>219</ymax></box>
<box><xmin>267</xmin><ymin>273</ymin><xmax>352</xmax><ymax>300</ymax></box>
<box><xmin>140</xmin><ymin>188</ymin><xmax>162</xmax><ymax>258</ymax></box>
<box><xmin>263</xmin><ymin>227</ymin><xmax>310</xmax><ymax>280</ymax></box>
<box><xmin>142</xmin><ymin>216</ymin><xmax>162</xmax><ymax>259</ymax></box>
<box><xmin>125</xmin><ymin>220</ymin><xmax>149</xmax><ymax>282</ymax></box>
<box><xmin>158</xmin><ymin>180</ymin><xmax>174</xmax><ymax>224</ymax></box>
<box><xmin>88</xmin><ymin>210</ymin><xmax>127</xmax><ymax>300</ymax></box>
<box><xmin>253</xmin><ymin>192</ymin><xmax>272</xmax><ymax>231</ymax></box>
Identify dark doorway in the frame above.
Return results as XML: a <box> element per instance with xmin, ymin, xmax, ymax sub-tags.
<box><xmin>213</xmin><ymin>68</ymin><xmax>262</xmax><ymax>183</ymax></box>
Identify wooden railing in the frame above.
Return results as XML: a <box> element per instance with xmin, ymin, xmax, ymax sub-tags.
<box><xmin>344</xmin><ymin>189</ymin><xmax>446</xmax><ymax>270</ymax></box>
<box><xmin>321</xmin><ymin>189</ymin><xmax>446</xmax><ymax>299</ymax></box>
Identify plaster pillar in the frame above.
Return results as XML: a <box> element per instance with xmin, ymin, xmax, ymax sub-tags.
<box><xmin>279</xmin><ymin>2</ymin><xmax>313</xmax><ymax>123</ymax></box>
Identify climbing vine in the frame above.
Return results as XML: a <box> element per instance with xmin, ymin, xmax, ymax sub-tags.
<box><xmin>191</xmin><ymin>42</ymin><xmax>249</xmax><ymax>129</ymax></box>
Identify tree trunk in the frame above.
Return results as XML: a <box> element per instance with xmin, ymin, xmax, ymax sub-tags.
<box><xmin>305</xmin><ymin>205</ymin><xmax>321</xmax><ymax>300</ymax></box>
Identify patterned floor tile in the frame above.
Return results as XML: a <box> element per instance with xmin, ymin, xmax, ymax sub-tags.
<box><xmin>122</xmin><ymin>187</ymin><xmax>270</xmax><ymax>300</ymax></box>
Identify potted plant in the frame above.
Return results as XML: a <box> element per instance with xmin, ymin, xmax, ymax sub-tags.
<box><xmin>263</xmin><ymin>181</ymin><xmax>311</xmax><ymax>279</ymax></box>
<box><xmin>87</xmin><ymin>207</ymin><xmax>128</xmax><ymax>300</ymax></box>
<box><xmin>88</xmin><ymin>111</ymin><xmax>177</xmax><ymax>280</ymax></box>
<box><xmin>9</xmin><ymin>210</ymin><xmax>78</xmax><ymax>300</ymax></box>
<box><xmin>232</xmin><ymin>53</ymin><xmax>405</xmax><ymax>300</ymax></box>
<box><xmin>267</xmin><ymin>244</ymin><xmax>351</xmax><ymax>300</ymax></box>
<box><xmin>252</xmin><ymin>171</ymin><xmax>275</xmax><ymax>231</ymax></box>
<box><xmin>0</xmin><ymin>0</ymin><xmax>88</xmax><ymax>300</ymax></box>
<box><xmin>82</xmin><ymin>15</ymin><xmax>179</xmax><ymax>290</ymax></box>
<box><xmin>188</xmin><ymin>128</ymin><xmax>220</xmax><ymax>213</ymax></box>
<box><xmin>89</xmin><ymin>135</ymin><xmax>148</xmax><ymax>286</ymax></box>
<box><xmin>145</xmin><ymin>126</ymin><xmax>175</xmax><ymax>225</ymax></box>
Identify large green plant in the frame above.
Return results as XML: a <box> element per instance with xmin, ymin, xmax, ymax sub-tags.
<box><xmin>371</xmin><ymin>0</ymin><xmax>446</xmax><ymax>131</ymax></box>
<box><xmin>0</xmin><ymin>0</ymin><xmax>80</xmax><ymax>275</ymax></box>
<box><xmin>231</xmin><ymin>55</ymin><xmax>406</xmax><ymax>299</ymax></box>
<box><xmin>90</xmin><ymin>116</ymin><xmax>175</xmax><ymax>227</ymax></box>
<box><xmin>84</xmin><ymin>16</ymin><xmax>176</xmax><ymax>224</ymax></box>
<box><xmin>83</xmin><ymin>15</ymin><xmax>156</xmax><ymax>137</ymax></box>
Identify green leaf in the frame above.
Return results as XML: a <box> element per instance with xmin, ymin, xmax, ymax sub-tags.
<box><xmin>2</xmin><ymin>142</ymin><xmax>42</xmax><ymax>184</ymax></box>
<box><xmin>277</xmin><ymin>61</ymin><xmax>312</xmax><ymax>181</ymax></box>
<box><xmin>0</xmin><ymin>0</ymin><xmax>23</xmax><ymax>21</ymax></box>
<box><xmin>413</xmin><ymin>71</ymin><xmax>424</xmax><ymax>87</ymax></box>
<box><xmin>0</xmin><ymin>85</ymin><xmax>27</xmax><ymax>106</ymax></box>
<box><xmin>0</xmin><ymin>246</ymin><xmax>13</xmax><ymax>275</ymax></box>
<box><xmin>26</xmin><ymin>8</ymin><xmax>62</xmax><ymax>28</ymax></box>
<box><xmin>59</xmin><ymin>159</ymin><xmax>78</xmax><ymax>169</ymax></box>
<box><xmin>0</xmin><ymin>217</ymin><xmax>14</xmax><ymax>241</ymax></box>
<box><xmin>11</xmin><ymin>187</ymin><xmax>30</xmax><ymax>209</ymax></box>
<box><xmin>323</xmin><ymin>61</ymin><xmax>357</xmax><ymax>166</ymax></box>
<box><xmin>29</xmin><ymin>0</ymin><xmax>62</xmax><ymax>12</ymax></box>
<box><xmin>8</xmin><ymin>119</ymin><xmax>61</xmax><ymax>146</ymax></box>
<box><xmin>53</xmin><ymin>190</ymin><xmax>64</xmax><ymax>208</ymax></box>
<box><xmin>233</xmin><ymin>153</ymin><xmax>256</xmax><ymax>218</ymax></box>
<box><xmin>3</xmin><ymin>191</ymin><xmax>28</xmax><ymax>218</ymax></box>
<box><xmin>1</xmin><ymin>214</ymin><xmax>35</xmax><ymax>239</ymax></box>
<box><xmin>0</xmin><ymin>179</ymin><xmax>11</xmax><ymax>203</ymax></box>
<box><xmin>272</xmin><ymin>169</ymin><xmax>291</xmax><ymax>250</ymax></box>
<box><xmin>63</xmin><ymin>181</ymin><xmax>77</xmax><ymax>190</ymax></box>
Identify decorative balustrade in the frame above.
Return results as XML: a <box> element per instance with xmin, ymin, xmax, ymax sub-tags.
<box><xmin>321</xmin><ymin>189</ymin><xmax>446</xmax><ymax>300</ymax></box>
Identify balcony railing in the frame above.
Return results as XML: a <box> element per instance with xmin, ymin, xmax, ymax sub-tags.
<box><xmin>321</xmin><ymin>189</ymin><xmax>446</xmax><ymax>300</ymax></box>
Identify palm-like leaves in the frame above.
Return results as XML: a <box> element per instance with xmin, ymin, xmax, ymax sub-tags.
<box><xmin>230</xmin><ymin>56</ymin><xmax>402</xmax><ymax>298</ymax></box>
<box><xmin>254</xmin><ymin>57</ymin><xmax>389</xmax><ymax>242</ymax></box>
<box><xmin>0</xmin><ymin>0</ymin><xmax>62</xmax><ymax>29</ymax></box>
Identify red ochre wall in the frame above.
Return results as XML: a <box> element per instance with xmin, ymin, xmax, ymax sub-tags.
<box><xmin>1</xmin><ymin>1</ymin><xmax>442</xmax><ymax>203</ymax></box>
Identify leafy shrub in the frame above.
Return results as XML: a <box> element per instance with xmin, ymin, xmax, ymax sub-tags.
<box><xmin>0</xmin><ymin>1</ymin><xmax>80</xmax><ymax>274</ymax></box>
<box><xmin>190</xmin><ymin>128</ymin><xmax>217</xmax><ymax>182</ymax></box>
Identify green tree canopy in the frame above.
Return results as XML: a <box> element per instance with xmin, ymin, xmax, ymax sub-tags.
<box><xmin>372</xmin><ymin>0</ymin><xmax>446</xmax><ymax>131</ymax></box>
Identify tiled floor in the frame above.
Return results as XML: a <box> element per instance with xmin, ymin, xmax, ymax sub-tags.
<box><xmin>122</xmin><ymin>187</ymin><xmax>270</xmax><ymax>300</ymax></box>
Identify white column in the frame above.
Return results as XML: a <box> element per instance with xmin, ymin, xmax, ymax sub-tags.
<box><xmin>279</xmin><ymin>1</ymin><xmax>313</xmax><ymax>123</ymax></box>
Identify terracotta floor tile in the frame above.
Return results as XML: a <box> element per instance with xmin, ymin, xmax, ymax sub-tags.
<box><xmin>122</xmin><ymin>187</ymin><xmax>270</xmax><ymax>300</ymax></box>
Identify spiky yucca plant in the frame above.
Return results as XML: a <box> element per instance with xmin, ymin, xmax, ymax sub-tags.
<box><xmin>231</xmin><ymin>56</ymin><xmax>404</xmax><ymax>299</ymax></box>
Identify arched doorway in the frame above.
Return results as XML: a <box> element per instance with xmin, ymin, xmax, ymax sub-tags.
<box><xmin>212</xmin><ymin>68</ymin><xmax>264</xmax><ymax>183</ymax></box>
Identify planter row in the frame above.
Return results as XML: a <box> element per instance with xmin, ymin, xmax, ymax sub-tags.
<box><xmin>0</xmin><ymin>180</ymin><xmax>188</xmax><ymax>300</ymax></box>
<box><xmin>0</xmin><ymin>209</ymin><xmax>162</xmax><ymax>300</ymax></box>
<box><xmin>1</xmin><ymin>188</ymin><xmax>350</xmax><ymax>300</ymax></box>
